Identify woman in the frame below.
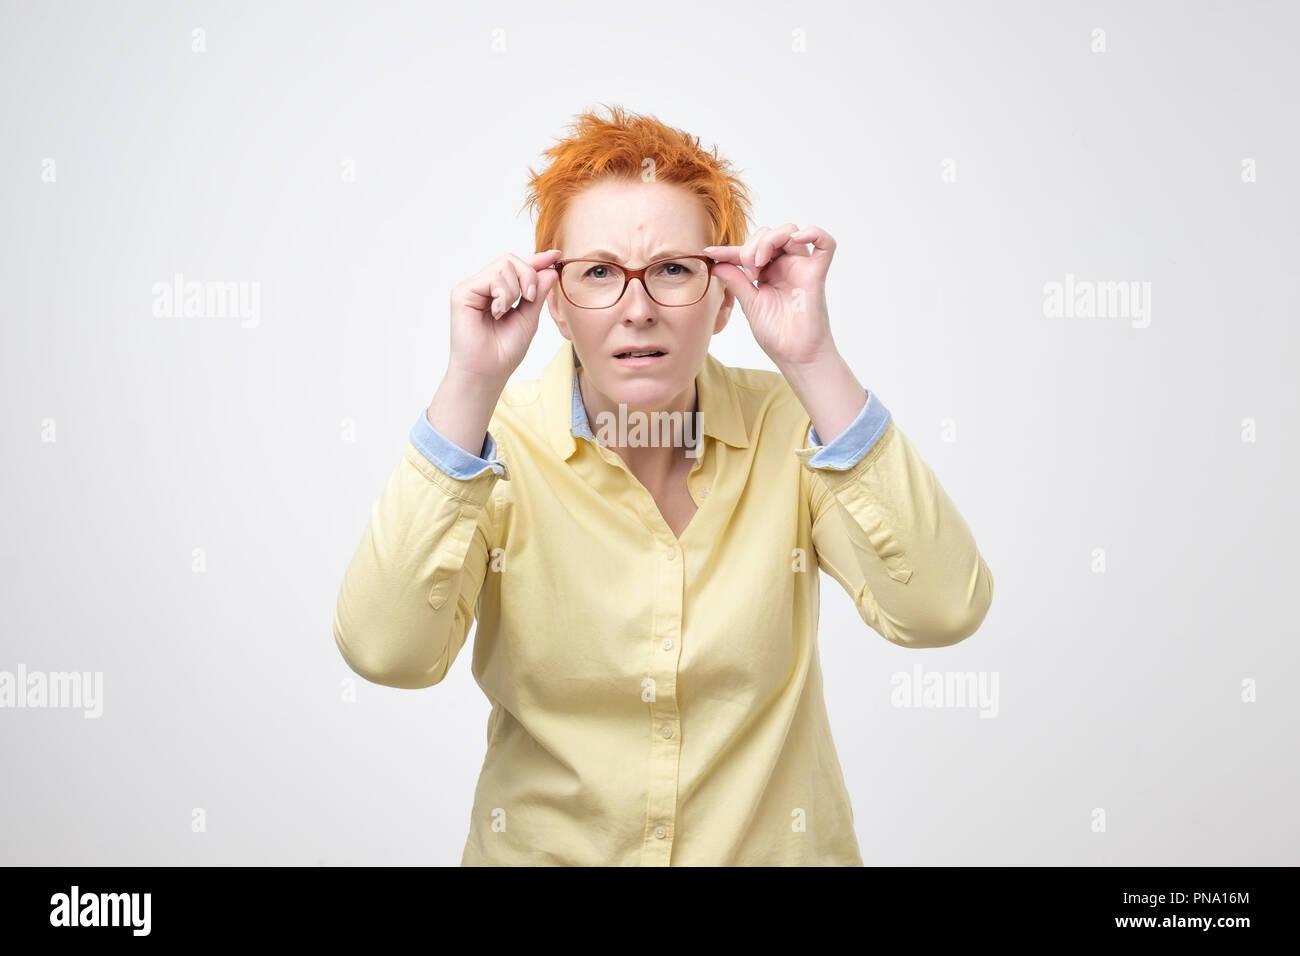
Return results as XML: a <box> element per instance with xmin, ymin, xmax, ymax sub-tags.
<box><xmin>333</xmin><ymin>105</ymin><xmax>995</xmax><ymax>866</ymax></box>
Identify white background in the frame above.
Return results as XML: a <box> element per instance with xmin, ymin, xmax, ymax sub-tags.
<box><xmin>1</xmin><ymin>0</ymin><xmax>1296</xmax><ymax>864</ymax></box>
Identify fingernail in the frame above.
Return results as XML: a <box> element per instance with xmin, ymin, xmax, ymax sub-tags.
<box><xmin>526</xmin><ymin>284</ymin><xmax>536</xmax><ymax>301</ymax></box>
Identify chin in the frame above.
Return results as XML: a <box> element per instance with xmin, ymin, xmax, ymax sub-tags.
<box><xmin>603</xmin><ymin>376</ymin><xmax>686</xmax><ymax>410</ymax></box>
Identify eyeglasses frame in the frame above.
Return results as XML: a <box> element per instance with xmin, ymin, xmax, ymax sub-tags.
<box><xmin>551</xmin><ymin>254</ymin><xmax>719</xmax><ymax>309</ymax></box>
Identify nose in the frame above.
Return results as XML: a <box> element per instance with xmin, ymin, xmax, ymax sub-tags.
<box><xmin>620</xmin><ymin>275</ymin><xmax>657</xmax><ymax>322</ymax></box>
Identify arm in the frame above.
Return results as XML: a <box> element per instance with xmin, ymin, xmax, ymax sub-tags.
<box><xmin>702</xmin><ymin>221</ymin><xmax>993</xmax><ymax>645</ymax></box>
<box><xmin>333</xmin><ymin>378</ymin><xmax>509</xmax><ymax>688</ymax></box>
<box><xmin>794</xmin><ymin>379</ymin><xmax>994</xmax><ymax>648</ymax></box>
<box><xmin>335</xmin><ymin>244</ymin><xmax>560</xmax><ymax>687</ymax></box>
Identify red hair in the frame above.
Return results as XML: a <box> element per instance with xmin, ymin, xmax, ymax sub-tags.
<box><xmin>521</xmin><ymin>104</ymin><xmax>753</xmax><ymax>254</ymax></box>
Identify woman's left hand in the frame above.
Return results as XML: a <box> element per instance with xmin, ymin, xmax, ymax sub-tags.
<box><xmin>703</xmin><ymin>223</ymin><xmax>838</xmax><ymax>369</ymax></box>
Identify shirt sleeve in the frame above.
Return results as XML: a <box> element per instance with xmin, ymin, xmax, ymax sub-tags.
<box><xmin>796</xmin><ymin>396</ymin><xmax>994</xmax><ymax>648</ymax></box>
<box><xmin>803</xmin><ymin>388</ymin><xmax>891</xmax><ymax>468</ymax></box>
<box><xmin>333</xmin><ymin>425</ymin><xmax>508</xmax><ymax>689</ymax></box>
<box><xmin>409</xmin><ymin>408</ymin><xmax>508</xmax><ymax>479</ymax></box>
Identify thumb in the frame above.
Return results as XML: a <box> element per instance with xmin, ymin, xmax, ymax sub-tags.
<box><xmin>709</xmin><ymin>262</ymin><xmax>759</xmax><ymax>316</ymax></box>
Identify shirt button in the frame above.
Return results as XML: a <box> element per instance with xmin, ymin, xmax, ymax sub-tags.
<box><xmin>699</xmin><ymin>487</ymin><xmax>710</xmax><ymax>498</ymax></box>
<box><xmin>654</xmin><ymin>826</ymin><xmax>666</xmax><ymax>839</ymax></box>
<box><xmin>660</xmin><ymin>725</ymin><xmax>673</xmax><ymax>739</ymax></box>
<box><xmin>666</xmin><ymin>548</ymin><xmax>676</xmax><ymax>560</ymax></box>
<box><xmin>661</xmin><ymin>638</ymin><xmax>673</xmax><ymax>650</ymax></box>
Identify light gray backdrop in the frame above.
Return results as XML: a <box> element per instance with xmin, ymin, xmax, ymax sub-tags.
<box><xmin>1</xmin><ymin>0</ymin><xmax>1296</xmax><ymax>865</ymax></box>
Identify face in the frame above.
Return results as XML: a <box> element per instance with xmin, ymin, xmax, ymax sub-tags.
<box><xmin>547</xmin><ymin>178</ymin><xmax>734</xmax><ymax>416</ymax></box>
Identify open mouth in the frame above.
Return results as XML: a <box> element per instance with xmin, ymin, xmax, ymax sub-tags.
<box><xmin>614</xmin><ymin>350</ymin><xmax>667</xmax><ymax>359</ymax></box>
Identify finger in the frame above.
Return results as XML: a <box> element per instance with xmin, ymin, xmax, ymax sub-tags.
<box><xmin>502</xmin><ymin>263</ymin><xmax>558</xmax><ymax>329</ymax></box>
<box><xmin>524</xmin><ymin>249</ymin><xmax>564</xmax><ymax>299</ymax></box>
<box><xmin>781</xmin><ymin>234</ymin><xmax>814</xmax><ymax>257</ymax></box>
<box><xmin>504</xmin><ymin>253</ymin><xmax>542</xmax><ymax>302</ymax></box>
<box><xmin>720</xmin><ymin>228</ymin><xmax>761</xmax><ymax>280</ymax></box>
<box><xmin>788</xmin><ymin>225</ymin><xmax>836</xmax><ymax>259</ymax></box>
<box><xmin>756</xmin><ymin>223</ymin><xmax>800</xmax><ymax>268</ymax></box>
<box><xmin>526</xmin><ymin>264</ymin><xmax>559</xmax><ymax>309</ymax></box>
<box><xmin>490</xmin><ymin>264</ymin><xmax>523</xmax><ymax>319</ymax></box>
<box><xmin>475</xmin><ymin>266</ymin><xmax>506</xmax><ymax>317</ymax></box>
<box><xmin>777</xmin><ymin>222</ymin><xmax>812</xmax><ymax>258</ymax></box>
<box><xmin>702</xmin><ymin>242</ymin><xmax>758</xmax><ymax>283</ymax></box>
<box><xmin>701</xmin><ymin>243</ymin><xmax>743</xmax><ymax>265</ymax></box>
<box><xmin>484</xmin><ymin>250</ymin><xmax>560</xmax><ymax>318</ymax></box>
<box><xmin>707</xmin><ymin>261</ymin><xmax>760</xmax><ymax>316</ymax></box>
<box><xmin>741</xmin><ymin>226</ymin><xmax>770</xmax><ymax>279</ymax></box>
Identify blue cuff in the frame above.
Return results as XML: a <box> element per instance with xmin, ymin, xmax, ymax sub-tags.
<box><xmin>409</xmin><ymin>410</ymin><xmax>507</xmax><ymax>478</ymax></box>
<box><xmin>805</xmin><ymin>389</ymin><xmax>892</xmax><ymax>469</ymax></box>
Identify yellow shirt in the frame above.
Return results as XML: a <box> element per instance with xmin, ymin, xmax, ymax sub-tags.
<box><xmin>334</xmin><ymin>342</ymin><xmax>995</xmax><ymax>865</ymax></box>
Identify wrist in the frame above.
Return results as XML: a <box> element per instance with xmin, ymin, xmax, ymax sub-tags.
<box><xmin>776</xmin><ymin>342</ymin><xmax>847</xmax><ymax>391</ymax></box>
<box><xmin>426</xmin><ymin>368</ymin><xmax>506</xmax><ymax>457</ymax></box>
<box><xmin>777</xmin><ymin>348</ymin><xmax>866</xmax><ymax>446</ymax></box>
<box><xmin>439</xmin><ymin>363</ymin><xmax>509</xmax><ymax>403</ymax></box>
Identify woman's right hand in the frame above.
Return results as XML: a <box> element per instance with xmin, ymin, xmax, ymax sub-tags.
<box><xmin>447</xmin><ymin>249</ymin><xmax>563</xmax><ymax>387</ymax></box>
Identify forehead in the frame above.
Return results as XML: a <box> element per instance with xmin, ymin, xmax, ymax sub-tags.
<box><xmin>559</xmin><ymin>179</ymin><xmax>711</xmax><ymax>255</ymax></box>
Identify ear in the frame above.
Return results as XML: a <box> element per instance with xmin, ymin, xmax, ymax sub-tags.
<box><xmin>712</xmin><ymin>287</ymin><xmax>735</xmax><ymax>335</ymax></box>
<box><xmin>547</xmin><ymin>284</ymin><xmax>571</xmax><ymax>340</ymax></box>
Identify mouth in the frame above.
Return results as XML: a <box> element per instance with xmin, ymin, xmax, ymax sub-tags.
<box><xmin>613</xmin><ymin>349</ymin><xmax>668</xmax><ymax>365</ymax></box>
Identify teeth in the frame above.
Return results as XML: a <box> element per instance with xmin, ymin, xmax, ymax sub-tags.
<box><xmin>621</xmin><ymin>351</ymin><xmax>661</xmax><ymax>358</ymax></box>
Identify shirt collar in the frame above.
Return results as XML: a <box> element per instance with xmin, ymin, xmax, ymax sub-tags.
<box><xmin>542</xmin><ymin>342</ymin><xmax>749</xmax><ymax>461</ymax></box>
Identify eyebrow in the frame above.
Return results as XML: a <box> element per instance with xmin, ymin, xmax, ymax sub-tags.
<box><xmin>576</xmin><ymin>249</ymin><xmax>696</xmax><ymax>263</ymax></box>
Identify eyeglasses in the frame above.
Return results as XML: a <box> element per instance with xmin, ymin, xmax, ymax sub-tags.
<box><xmin>552</xmin><ymin>254</ymin><xmax>717</xmax><ymax>309</ymax></box>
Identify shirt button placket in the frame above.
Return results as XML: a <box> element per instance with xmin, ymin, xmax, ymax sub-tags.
<box><xmin>644</xmin><ymin>538</ymin><xmax>683</xmax><ymax>865</ymax></box>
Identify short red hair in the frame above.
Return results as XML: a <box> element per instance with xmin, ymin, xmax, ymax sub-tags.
<box><xmin>522</xmin><ymin>104</ymin><xmax>753</xmax><ymax>255</ymax></box>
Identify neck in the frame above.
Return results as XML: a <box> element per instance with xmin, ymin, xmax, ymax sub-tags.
<box><xmin>577</xmin><ymin>367</ymin><xmax>699</xmax><ymax>478</ymax></box>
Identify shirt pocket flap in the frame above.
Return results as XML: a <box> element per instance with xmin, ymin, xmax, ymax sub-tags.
<box><xmin>426</xmin><ymin>510</ymin><xmax>482</xmax><ymax>610</ymax></box>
